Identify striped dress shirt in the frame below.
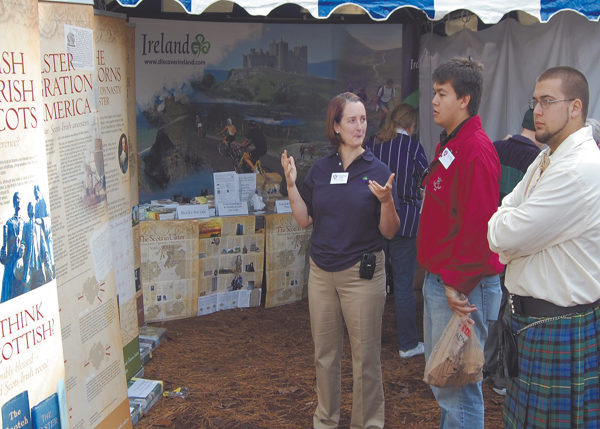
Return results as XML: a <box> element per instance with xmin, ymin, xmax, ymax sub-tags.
<box><xmin>365</xmin><ymin>131</ymin><xmax>428</xmax><ymax>238</ymax></box>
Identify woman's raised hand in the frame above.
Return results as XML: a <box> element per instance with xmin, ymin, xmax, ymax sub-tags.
<box><xmin>281</xmin><ymin>150</ymin><xmax>297</xmax><ymax>186</ymax></box>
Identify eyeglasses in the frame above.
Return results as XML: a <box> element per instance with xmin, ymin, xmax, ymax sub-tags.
<box><xmin>528</xmin><ymin>97</ymin><xmax>575</xmax><ymax>110</ymax></box>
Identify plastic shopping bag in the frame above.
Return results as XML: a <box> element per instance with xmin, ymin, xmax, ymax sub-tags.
<box><xmin>423</xmin><ymin>313</ymin><xmax>484</xmax><ymax>387</ymax></box>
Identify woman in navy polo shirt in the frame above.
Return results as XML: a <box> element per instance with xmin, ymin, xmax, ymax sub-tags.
<box><xmin>281</xmin><ymin>92</ymin><xmax>400</xmax><ymax>429</ymax></box>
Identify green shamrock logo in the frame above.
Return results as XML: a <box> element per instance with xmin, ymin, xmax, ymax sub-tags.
<box><xmin>191</xmin><ymin>34</ymin><xmax>211</xmax><ymax>56</ymax></box>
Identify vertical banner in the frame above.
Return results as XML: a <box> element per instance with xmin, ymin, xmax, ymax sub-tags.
<box><xmin>401</xmin><ymin>22</ymin><xmax>420</xmax><ymax>107</ymax></box>
<box><xmin>93</xmin><ymin>12</ymin><xmax>140</xmax><ymax>382</ymax></box>
<box><xmin>264</xmin><ymin>214</ymin><xmax>311</xmax><ymax>308</ymax></box>
<box><xmin>0</xmin><ymin>0</ymin><xmax>67</xmax><ymax>428</ymax></box>
<box><xmin>94</xmin><ymin>9</ymin><xmax>139</xmax><ymax>413</ymax></box>
<box><xmin>38</xmin><ymin>3</ymin><xmax>131</xmax><ymax>428</ymax></box>
<box><xmin>125</xmin><ymin>22</ymin><xmax>143</xmax><ymax>378</ymax></box>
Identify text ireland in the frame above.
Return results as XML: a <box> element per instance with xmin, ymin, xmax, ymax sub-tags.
<box><xmin>141</xmin><ymin>33</ymin><xmax>211</xmax><ymax>56</ymax></box>
<box><xmin>142</xmin><ymin>33</ymin><xmax>191</xmax><ymax>56</ymax></box>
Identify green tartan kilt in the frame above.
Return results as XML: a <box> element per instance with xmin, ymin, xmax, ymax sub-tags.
<box><xmin>504</xmin><ymin>305</ymin><xmax>600</xmax><ymax>429</ymax></box>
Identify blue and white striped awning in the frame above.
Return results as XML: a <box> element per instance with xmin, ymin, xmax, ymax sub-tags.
<box><xmin>115</xmin><ymin>0</ymin><xmax>600</xmax><ymax>23</ymax></box>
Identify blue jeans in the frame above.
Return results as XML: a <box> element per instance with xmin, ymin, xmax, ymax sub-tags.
<box><xmin>423</xmin><ymin>272</ymin><xmax>501</xmax><ymax>429</ymax></box>
<box><xmin>384</xmin><ymin>236</ymin><xmax>419</xmax><ymax>351</ymax></box>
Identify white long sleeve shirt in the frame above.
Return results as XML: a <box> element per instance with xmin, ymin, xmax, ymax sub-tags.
<box><xmin>488</xmin><ymin>126</ymin><xmax>600</xmax><ymax>306</ymax></box>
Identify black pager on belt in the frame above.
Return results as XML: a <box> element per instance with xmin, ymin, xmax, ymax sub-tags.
<box><xmin>359</xmin><ymin>252</ymin><xmax>376</xmax><ymax>280</ymax></box>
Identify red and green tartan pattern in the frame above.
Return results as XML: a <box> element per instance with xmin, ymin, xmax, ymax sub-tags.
<box><xmin>504</xmin><ymin>306</ymin><xmax>600</xmax><ymax>428</ymax></box>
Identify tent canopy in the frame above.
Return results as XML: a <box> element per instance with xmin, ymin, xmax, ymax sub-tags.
<box><xmin>114</xmin><ymin>0</ymin><xmax>600</xmax><ymax>23</ymax></box>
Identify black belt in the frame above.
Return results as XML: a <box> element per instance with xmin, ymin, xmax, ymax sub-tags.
<box><xmin>510</xmin><ymin>294</ymin><xmax>600</xmax><ymax>318</ymax></box>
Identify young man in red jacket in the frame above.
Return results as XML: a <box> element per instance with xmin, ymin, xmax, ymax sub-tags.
<box><xmin>417</xmin><ymin>57</ymin><xmax>503</xmax><ymax>429</ymax></box>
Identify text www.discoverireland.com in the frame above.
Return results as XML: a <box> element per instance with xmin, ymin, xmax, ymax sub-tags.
<box><xmin>144</xmin><ymin>58</ymin><xmax>206</xmax><ymax>65</ymax></box>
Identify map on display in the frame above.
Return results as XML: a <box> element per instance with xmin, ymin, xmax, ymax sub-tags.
<box><xmin>264</xmin><ymin>214</ymin><xmax>311</xmax><ymax>308</ymax></box>
<box><xmin>140</xmin><ymin>220</ymin><xmax>199</xmax><ymax>322</ymax></box>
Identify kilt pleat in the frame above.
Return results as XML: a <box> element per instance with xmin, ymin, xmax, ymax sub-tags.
<box><xmin>503</xmin><ymin>306</ymin><xmax>600</xmax><ymax>429</ymax></box>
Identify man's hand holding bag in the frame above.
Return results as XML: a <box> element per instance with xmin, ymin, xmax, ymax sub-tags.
<box><xmin>423</xmin><ymin>313</ymin><xmax>485</xmax><ymax>387</ymax></box>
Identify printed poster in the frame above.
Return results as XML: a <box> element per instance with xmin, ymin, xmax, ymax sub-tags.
<box><xmin>265</xmin><ymin>213</ymin><xmax>311</xmax><ymax>308</ymax></box>
<box><xmin>126</xmin><ymin>23</ymin><xmax>144</xmax><ymax>327</ymax></box>
<box><xmin>125</xmin><ymin>22</ymin><xmax>143</xmax><ymax>377</ymax></box>
<box><xmin>131</xmin><ymin>18</ymin><xmax>403</xmax><ymax>204</ymax></box>
<box><xmin>140</xmin><ymin>220</ymin><xmax>199</xmax><ymax>322</ymax></box>
<box><xmin>93</xmin><ymin>12</ymin><xmax>140</xmax><ymax>381</ymax></box>
<box><xmin>197</xmin><ymin>216</ymin><xmax>264</xmax><ymax>300</ymax></box>
<box><xmin>38</xmin><ymin>3</ymin><xmax>131</xmax><ymax>428</ymax></box>
<box><xmin>0</xmin><ymin>0</ymin><xmax>66</xmax><ymax>427</ymax></box>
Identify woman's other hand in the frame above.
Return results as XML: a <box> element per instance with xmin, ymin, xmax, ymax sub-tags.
<box><xmin>368</xmin><ymin>173</ymin><xmax>395</xmax><ymax>204</ymax></box>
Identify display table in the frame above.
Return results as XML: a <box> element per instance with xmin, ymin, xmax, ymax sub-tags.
<box><xmin>139</xmin><ymin>213</ymin><xmax>311</xmax><ymax>322</ymax></box>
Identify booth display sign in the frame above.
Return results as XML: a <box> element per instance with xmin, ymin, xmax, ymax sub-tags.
<box><xmin>38</xmin><ymin>3</ymin><xmax>131</xmax><ymax>427</ymax></box>
<box><xmin>132</xmin><ymin>18</ymin><xmax>403</xmax><ymax>204</ymax></box>
<box><xmin>0</xmin><ymin>1</ymin><xmax>67</xmax><ymax>427</ymax></box>
<box><xmin>140</xmin><ymin>220</ymin><xmax>200</xmax><ymax>322</ymax></box>
<box><xmin>264</xmin><ymin>214</ymin><xmax>311</xmax><ymax>308</ymax></box>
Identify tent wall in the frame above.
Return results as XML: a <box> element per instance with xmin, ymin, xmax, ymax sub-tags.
<box><xmin>419</xmin><ymin>11</ymin><xmax>600</xmax><ymax>159</ymax></box>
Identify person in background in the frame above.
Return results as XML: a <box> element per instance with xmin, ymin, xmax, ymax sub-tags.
<box><xmin>375</xmin><ymin>79</ymin><xmax>396</xmax><ymax>128</ymax></box>
<box><xmin>417</xmin><ymin>57</ymin><xmax>503</xmax><ymax>429</ymax></box>
<box><xmin>482</xmin><ymin>108</ymin><xmax>541</xmax><ymax>396</ymax></box>
<box><xmin>239</xmin><ymin>120</ymin><xmax>267</xmax><ymax>169</ymax></box>
<box><xmin>586</xmin><ymin>117</ymin><xmax>600</xmax><ymax>148</ymax></box>
<box><xmin>195</xmin><ymin>114</ymin><xmax>204</xmax><ymax>138</ymax></box>
<box><xmin>219</xmin><ymin>118</ymin><xmax>237</xmax><ymax>144</ymax></box>
<box><xmin>488</xmin><ymin>66</ymin><xmax>600</xmax><ymax>429</ymax></box>
<box><xmin>364</xmin><ymin>103</ymin><xmax>428</xmax><ymax>359</ymax></box>
<box><xmin>281</xmin><ymin>92</ymin><xmax>400</xmax><ymax>429</ymax></box>
<box><xmin>493</xmin><ymin>108</ymin><xmax>544</xmax><ymax>204</ymax></box>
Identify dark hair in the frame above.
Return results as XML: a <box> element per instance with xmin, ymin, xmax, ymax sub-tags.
<box><xmin>538</xmin><ymin>66</ymin><xmax>589</xmax><ymax>120</ymax></box>
<box><xmin>432</xmin><ymin>57</ymin><xmax>484</xmax><ymax>116</ymax></box>
<box><xmin>325</xmin><ymin>92</ymin><xmax>364</xmax><ymax>147</ymax></box>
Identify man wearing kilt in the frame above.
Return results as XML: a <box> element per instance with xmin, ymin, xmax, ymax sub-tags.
<box><xmin>488</xmin><ymin>66</ymin><xmax>600</xmax><ymax>428</ymax></box>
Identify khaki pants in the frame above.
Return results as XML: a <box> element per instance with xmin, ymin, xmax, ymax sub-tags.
<box><xmin>309</xmin><ymin>251</ymin><xmax>386</xmax><ymax>429</ymax></box>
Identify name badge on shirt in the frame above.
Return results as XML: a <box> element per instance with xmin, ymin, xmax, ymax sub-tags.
<box><xmin>330</xmin><ymin>172</ymin><xmax>348</xmax><ymax>184</ymax></box>
<box><xmin>439</xmin><ymin>148</ymin><xmax>455</xmax><ymax>169</ymax></box>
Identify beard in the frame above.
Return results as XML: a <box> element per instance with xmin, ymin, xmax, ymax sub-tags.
<box><xmin>535</xmin><ymin>115</ymin><xmax>569</xmax><ymax>145</ymax></box>
<box><xmin>535</xmin><ymin>129</ymin><xmax>556</xmax><ymax>144</ymax></box>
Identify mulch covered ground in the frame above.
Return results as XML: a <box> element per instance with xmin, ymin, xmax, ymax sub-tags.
<box><xmin>136</xmin><ymin>297</ymin><xmax>504</xmax><ymax>428</ymax></box>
